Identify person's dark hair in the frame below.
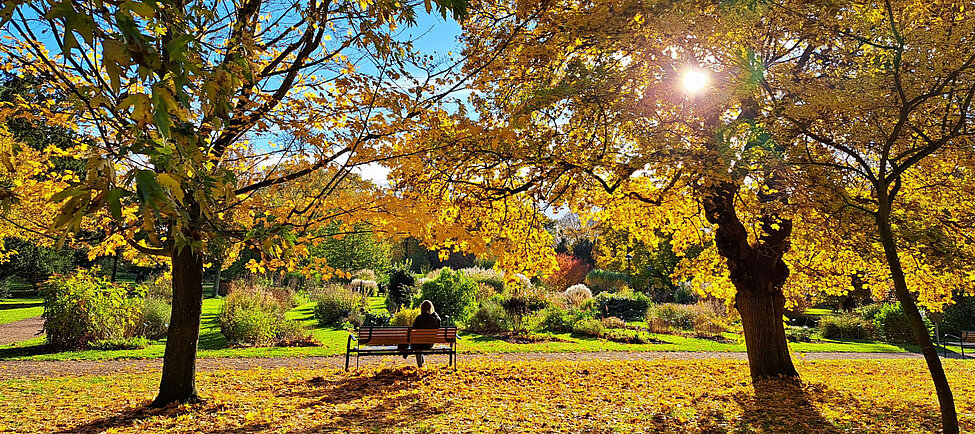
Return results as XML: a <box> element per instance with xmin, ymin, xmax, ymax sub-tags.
<box><xmin>420</xmin><ymin>300</ymin><xmax>435</xmax><ymax>314</ymax></box>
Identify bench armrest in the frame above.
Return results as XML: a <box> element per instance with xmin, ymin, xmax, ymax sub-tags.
<box><xmin>944</xmin><ymin>334</ymin><xmax>960</xmax><ymax>340</ymax></box>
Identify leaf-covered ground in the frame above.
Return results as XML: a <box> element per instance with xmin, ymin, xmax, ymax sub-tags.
<box><xmin>0</xmin><ymin>359</ymin><xmax>971</xmax><ymax>432</ymax></box>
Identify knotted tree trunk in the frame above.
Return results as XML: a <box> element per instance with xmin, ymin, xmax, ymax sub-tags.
<box><xmin>701</xmin><ymin>179</ymin><xmax>799</xmax><ymax>381</ymax></box>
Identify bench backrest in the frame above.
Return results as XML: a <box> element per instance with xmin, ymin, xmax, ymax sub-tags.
<box><xmin>962</xmin><ymin>330</ymin><xmax>975</xmax><ymax>343</ymax></box>
<box><xmin>356</xmin><ymin>327</ymin><xmax>457</xmax><ymax>345</ymax></box>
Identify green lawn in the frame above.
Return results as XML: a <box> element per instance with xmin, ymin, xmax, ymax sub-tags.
<box><xmin>0</xmin><ymin>296</ymin><xmax>917</xmax><ymax>361</ymax></box>
<box><xmin>0</xmin><ymin>298</ymin><xmax>44</xmax><ymax>325</ymax></box>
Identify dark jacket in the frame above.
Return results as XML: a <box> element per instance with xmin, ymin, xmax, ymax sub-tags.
<box><xmin>410</xmin><ymin>312</ymin><xmax>442</xmax><ymax>350</ymax></box>
<box><xmin>412</xmin><ymin>312</ymin><xmax>441</xmax><ymax>329</ymax></box>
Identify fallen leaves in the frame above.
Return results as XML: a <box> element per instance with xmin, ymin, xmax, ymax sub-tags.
<box><xmin>0</xmin><ymin>359</ymin><xmax>971</xmax><ymax>432</ymax></box>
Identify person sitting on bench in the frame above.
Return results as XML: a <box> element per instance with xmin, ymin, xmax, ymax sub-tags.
<box><xmin>405</xmin><ymin>300</ymin><xmax>441</xmax><ymax>367</ymax></box>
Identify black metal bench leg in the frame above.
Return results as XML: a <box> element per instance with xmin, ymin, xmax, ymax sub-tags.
<box><xmin>345</xmin><ymin>351</ymin><xmax>351</xmax><ymax>371</ymax></box>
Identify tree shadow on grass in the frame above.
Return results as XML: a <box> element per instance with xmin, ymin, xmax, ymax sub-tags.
<box><xmin>0</xmin><ymin>342</ymin><xmax>57</xmax><ymax>358</ymax></box>
<box><xmin>733</xmin><ymin>379</ymin><xmax>835</xmax><ymax>433</ymax></box>
<box><xmin>0</xmin><ymin>301</ymin><xmax>43</xmax><ymax>310</ymax></box>
<box><xmin>733</xmin><ymin>378</ymin><xmax>944</xmax><ymax>432</ymax></box>
<box><xmin>58</xmin><ymin>367</ymin><xmax>438</xmax><ymax>433</ymax></box>
<box><xmin>282</xmin><ymin>367</ymin><xmax>441</xmax><ymax>433</ymax></box>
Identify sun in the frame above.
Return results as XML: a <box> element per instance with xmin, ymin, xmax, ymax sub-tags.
<box><xmin>682</xmin><ymin>69</ymin><xmax>709</xmax><ymax>93</ymax></box>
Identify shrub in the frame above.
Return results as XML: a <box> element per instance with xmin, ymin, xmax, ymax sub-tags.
<box><xmin>90</xmin><ymin>336</ymin><xmax>151</xmax><ymax>350</ymax></box>
<box><xmin>465</xmin><ymin>298</ymin><xmax>511</xmax><ymax>334</ymax></box>
<box><xmin>219</xmin><ymin>287</ymin><xmax>306</xmax><ymax>346</ymax></box>
<box><xmin>349</xmin><ymin>279</ymin><xmax>379</xmax><ymax>296</ymax></box>
<box><xmin>601</xmin><ymin>316</ymin><xmax>626</xmax><ymax>329</ymax></box>
<box><xmin>502</xmin><ymin>288</ymin><xmax>550</xmax><ymax>332</ymax></box>
<box><xmin>855</xmin><ymin>304</ymin><xmax>883</xmax><ymax>321</ymax></box>
<box><xmin>545</xmin><ymin>253</ymin><xmax>590</xmax><ymax>292</ymax></box>
<box><xmin>538</xmin><ymin>305</ymin><xmax>588</xmax><ymax>333</ymax></box>
<box><xmin>460</xmin><ymin>267</ymin><xmax>506</xmax><ymax>293</ymax></box>
<box><xmin>352</xmin><ymin>269</ymin><xmax>377</xmax><ymax>282</ymax></box>
<box><xmin>42</xmin><ymin>269</ymin><xmax>141</xmax><ymax>350</ymax></box>
<box><xmin>0</xmin><ymin>278</ymin><xmax>10</xmax><ymax>299</ymax></box>
<box><xmin>572</xmin><ymin>318</ymin><xmax>606</xmax><ymax>338</ymax></box>
<box><xmin>819</xmin><ymin>313</ymin><xmax>873</xmax><ymax>340</ymax></box>
<box><xmin>417</xmin><ymin>268</ymin><xmax>478</xmax><ymax>325</ymax></box>
<box><xmin>874</xmin><ymin>302</ymin><xmax>932</xmax><ymax>344</ymax></box>
<box><xmin>363</xmin><ymin>311</ymin><xmax>391</xmax><ymax>327</ymax></box>
<box><xmin>139</xmin><ymin>274</ymin><xmax>172</xmax><ymax>301</ymax></box>
<box><xmin>564</xmin><ymin>284</ymin><xmax>593</xmax><ymax>307</ymax></box>
<box><xmin>605</xmin><ymin>329</ymin><xmax>655</xmax><ymax>344</ymax></box>
<box><xmin>693</xmin><ymin>314</ymin><xmax>728</xmax><ymax>338</ymax></box>
<box><xmin>385</xmin><ymin>263</ymin><xmax>416</xmax><ymax>313</ymax></box>
<box><xmin>391</xmin><ymin>308</ymin><xmax>420</xmax><ymax>326</ymax></box>
<box><xmin>646</xmin><ymin>303</ymin><xmax>696</xmax><ymax>333</ymax></box>
<box><xmin>939</xmin><ymin>296</ymin><xmax>975</xmax><ymax>337</ymax></box>
<box><xmin>593</xmin><ymin>292</ymin><xmax>650</xmax><ymax>321</ymax></box>
<box><xmin>785</xmin><ymin>326</ymin><xmax>813</xmax><ymax>343</ymax></box>
<box><xmin>312</xmin><ymin>285</ymin><xmax>362</xmax><ymax>327</ymax></box>
<box><xmin>584</xmin><ymin>269</ymin><xmax>629</xmax><ymax>293</ymax></box>
<box><xmin>135</xmin><ymin>297</ymin><xmax>171</xmax><ymax>339</ymax></box>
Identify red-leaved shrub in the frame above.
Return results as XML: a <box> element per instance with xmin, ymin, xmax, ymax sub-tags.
<box><xmin>545</xmin><ymin>253</ymin><xmax>590</xmax><ymax>292</ymax></box>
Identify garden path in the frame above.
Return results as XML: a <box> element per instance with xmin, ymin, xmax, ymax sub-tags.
<box><xmin>0</xmin><ymin>316</ymin><xmax>43</xmax><ymax>346</ymax></box>
<box><xmin>0</xmin><ymin>351</ymin><xmax>925</xmax><ymax>380</ymax></box>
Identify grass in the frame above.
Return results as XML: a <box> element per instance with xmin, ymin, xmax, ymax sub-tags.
<box><xmin>0</xmin><ymin>296</ymin><xmax>918</xmax><ymax>361</ymax></box>
<box><xmin>1</xmin><ymin>359</ymin><xmax>972</xmax><ymax>432</ymax></box>
<box><xmin>0</xmin><ymin>297</ymin><xmax>44</xmax><ymax>325</ymax></box>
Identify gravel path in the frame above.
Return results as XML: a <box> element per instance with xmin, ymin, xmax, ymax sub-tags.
<box><xmin>0</xmin><ymin>316</ymin><xmax>44</xmax><ymax>346</ymax></box>
<box><xmin>0</xmin><ymin>351</ymin><xmax>927</xmax><ymax>380</ymax></box>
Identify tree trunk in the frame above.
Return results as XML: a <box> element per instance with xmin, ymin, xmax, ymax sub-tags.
<box><xmin>737</xmin><ymin>288</ymin><xmax>798</xmax><ymax>380</ymax></box>
<box><xmin>701</xmin><ymin>179</ymin><xmax>799</xmax><ymax>382</ymax></box>
<box><xmin>212</xmin><ymin>260</ymin><xmax>222</xmax><ymax>298</ymax></box>
<box><xmin>877</xmin><ymin>207</ymin><xmax>958</xmax><ymax>434</ymax></box>
<box><xmin>152</xmin><ymin>245</ymin><xmax>204</xmax><ymax>407</ymax></box>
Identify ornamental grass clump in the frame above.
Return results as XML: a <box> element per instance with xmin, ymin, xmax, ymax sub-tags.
<box><xmin>312</xmin><ymin>284</ymin><xmax>363</xmax><ymax>327</ymax></box>
<box><xmin>564</xmin><ymin>284</ymin><xmax>593</xmax><ymax>307</ymax></box>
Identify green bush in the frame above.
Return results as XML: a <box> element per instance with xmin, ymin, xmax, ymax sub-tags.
<box><xmin>874</xmin><ymin>302</ymin><xmax>932</xmax><ymax>344</ymax></box>
<box><xmin>938</xmin><ymin>296</ymin><xmax>975</xmax><ymax>337</ymax></box>
<box><xmin>584</xmin><ymin>269</ymin><xmax>629</xmax><ymax>293</ymax></box>
<box><xmin>819</xmin><ymin>313</ymin><xmax>873</xmax><ymax>340</ymax></box>
<box><xmin>538</xmin><ymin>305</ymin><xmax>588</xmax><ymax>333</ymax></box>
<box><xmin>785</xmin><ymin>325</ymin><xmax>813</xmax><ymax>343</ymax></box>
<box><xmin>391</xmin><ymin>307</ymin><xmax>420</xmax><ymax>326</ymax></box>
<box><xmin>605</xmin><ymin>329</ymin><xmax>655</xmax><ymax>344</ymax></box>
<box><xmin>417</xmin><ymin>268</ymin><xmax>478</xmax><ymax>325</ymax></box>
<box><xmin>219</xmin><ymin>287</ymin><xmax>306</xmax><ymax>346</ymax></box>
<box><xmin>42</xmin><ymin>269</ymin><xmax>142</xmax><ymax>350</ymax></box>
<box><xmin>593</xmin><ymin>292</ymin><xmax>649</xmax><ymax>321</ymax></box>
<box><xmin>363</xmin><ymin>311</ymin><xmax>391</xmax><ymax>327</ymax></box>
<box><xmin>312</xmin><ymin>285</ymin><xmax>362</xmax><ymax>327</ymax></box>
<box><xmin>465</xmin><ymin>297</ymin><xmax>511</xmax><ymax>334</ymax></box>
<box><xmin>135</xmin><ymin>297</ymin><xmax>171</xmax><ymax>339</ymax></box>
<box><xmin>572</xmin><ymin>317</ymin><xmax>606</xmax><ymax>338</ymax></box>
<box><xmin>855</xmin><ymin>304</ymin><xmax>883</xmax><ymax>321</ymax></box>
<box><xmin>89</xmin><ymin>336</ymin><xmax>151</xmax><ymax>350</ymax></box>
<box><xmin>385</xmin><ymin>263</ymin><xmax>416</xmax><ymax>313</ymax></box>
<box><xmin>502</xmin><ymin>289</ymin><xmax>550</xmax><ymax>332</ymax></box>
<box><xmin>0</xmin><ymin>278</ymin><xmax>10</xmax><ymax>299</ymax></box>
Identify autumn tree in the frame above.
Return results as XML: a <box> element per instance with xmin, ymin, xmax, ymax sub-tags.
<box><xmin>399</xmin><ymin>0</ymin><xmax>809</xmax><ymax>380</ymax></box>
<box><xmin>764</xmin><ymin>2</ymin><xmax>975</xmax><ymax>431</ymax></box>
<box><xmin>0</xmin><ymin>0</ymin><xmax>503</xmax><ymax>406</ymax></box>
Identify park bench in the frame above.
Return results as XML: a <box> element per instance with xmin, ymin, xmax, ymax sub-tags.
<box><xmin>345</xmin><ymin>326</ymin><xmax>457</xmax><ymax>371</ymax></box>
<box><xmin>943</xmin><ymin>330</ymin><xmax>975</xmax><ymax>358</ymax></box>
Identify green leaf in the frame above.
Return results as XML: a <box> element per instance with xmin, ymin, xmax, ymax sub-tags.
<box><xmin>106</xmin><ymin>188</ymin><xmax>126</xmax><ymax>220</ymax></box>
<box><xmin>122</xmin><ymin>0</ymin><xmax>155</xmax><ymax>18</ymax></box>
